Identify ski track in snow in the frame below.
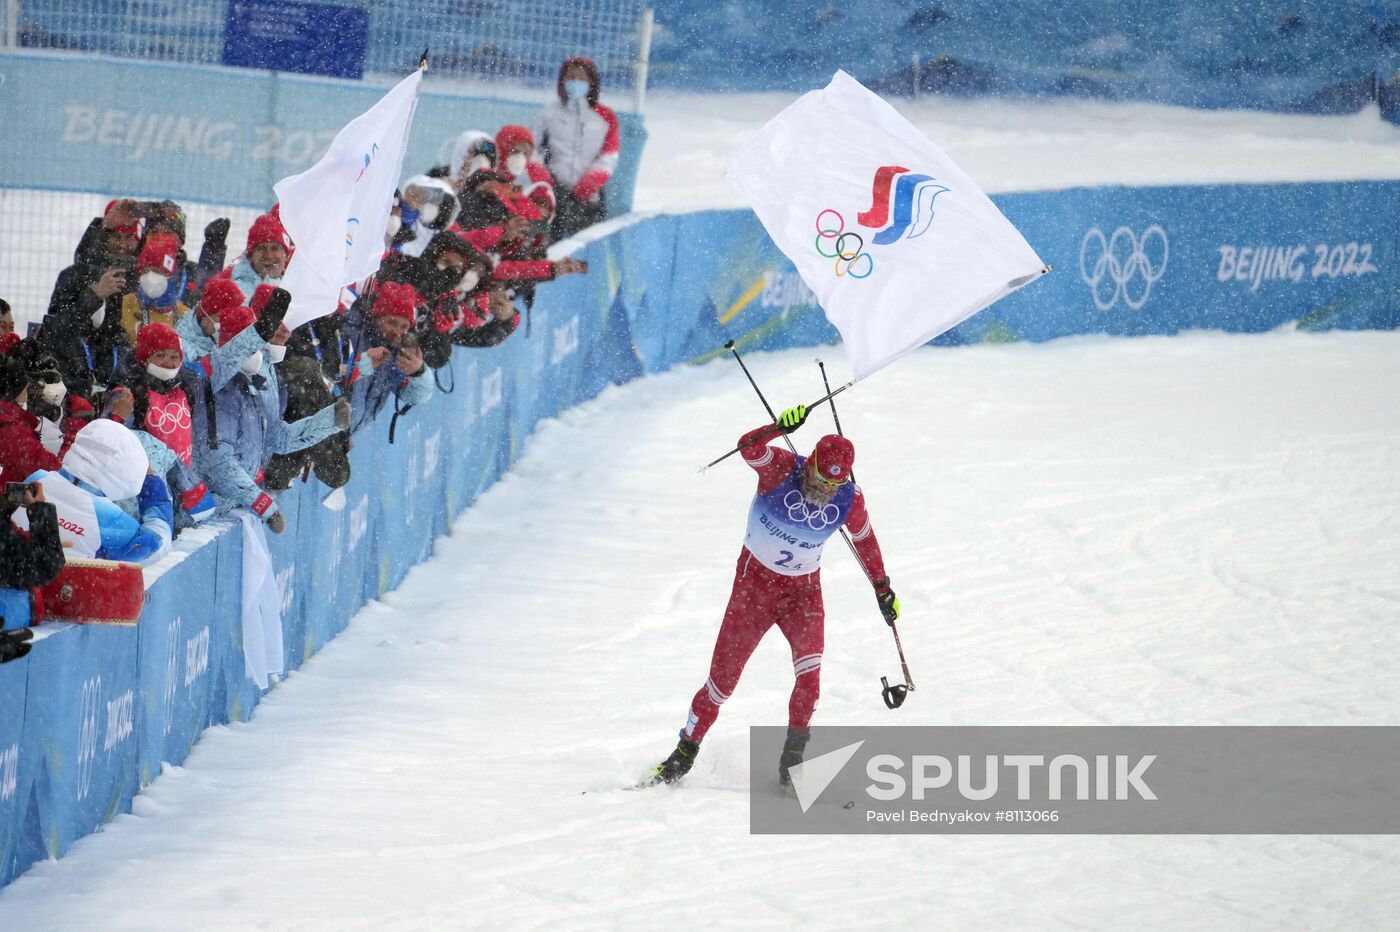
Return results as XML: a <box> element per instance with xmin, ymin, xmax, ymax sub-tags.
<box><xmin>2</xmin><ymin>331</ymin><xmax>1399</xmax><ymax>929</ymax></box>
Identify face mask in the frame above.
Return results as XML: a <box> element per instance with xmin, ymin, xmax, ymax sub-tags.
<box><xmin>146</xmin><ymin>362</ymin><xmax>180</xmax><ymax>381</ymax></box>
<box><xmin>418</xmin><ymin>202</ymin><xmax>440</xmax><ymax>225</ymax></box>
<box><xmin>565</xmin><ymin>79</ymin><xmax>590</xmax><ymax>101</ymax></box>
<box><xmin>266</xmin><ymin>343</ymin><xmax>287</xmax><ymax>364</ymax></box>
<box><xmin>464</xmin><ymin>154</ymin><xmax>492</xmax><ymax>176</ymax></box>
<box><xmin>139</xmin><ymin>271</ymin><xmax>170</xmax><ymax>299</ymax></box>
<box><xmin>90</xmin><ymin>307</ymin><xmax>105</xmax><ymax>327</ymax></box>
<box><xmin>506</xmin><ymin>153</ymin><xmax>527</xmax><ymax>176</ymax></box>
<box><xmin>457</xmin><ymin>270</ymin><xmax>481</xmax><ymax>295</ymax></box>
<box><xmin>42</xmin><ymin>380</ymin><xmax>67</xmax><ymax>405</ymax></box>
<box><xmin>241</xmin><ymin>351</ymin><xmax>263</xmax><ymax>376</ymax></box>
<box><xmin>386</xmin><ymin>215</ymin><xmax>402</xmax><ymax>238</ymax></box>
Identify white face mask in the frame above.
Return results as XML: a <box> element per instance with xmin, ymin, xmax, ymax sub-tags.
<box><xmin>457</xmin><ymin>270</ymin><xmax>481</xmax><ymax>295</ymax></box>
<box><xmin>90</xmin><ymin>307</ymin><xmax>105</xmax><ymax>327</ymax></box>
<box><xmin>146</xmin><ymin>362</ymin><xmax>180</xmax><ymax>381</ymax></box>
<box><xmin>266</xmin><ymin>343</ymin><xmax>287</xmax><ymax>364</ymax></box>
<box><xmin>506</xmin><ymin>153</ymin><xmax>527</xmax><ymax>176</ymax></box>
<box><xmin>42</xmin><ymin>381</ymin><xmax>67</xmax><ymax>405</ymax></box>
<box><xmin>386</xmin><ymin>214</ymin><xmax>402</xmax><ymax>238</ymax></box>
<box><xmin>139</xmin><ymin>271</ymin><xmax>170</xmax><ymax>299</ymax></box>
<box><xmin>241</xmin><ymin>351</ymin><xmax>264</xmax><ymax>376</ymax></box>
<box><xmin>418</xmin><ymin>202</ymin><xmax>440</xmax><ymax>225</ymax></box>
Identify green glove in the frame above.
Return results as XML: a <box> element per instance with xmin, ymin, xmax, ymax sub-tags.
<box><xmin>777</xmin><ymin>404</ymin><xmax>807</xmax><ymax>434</ymax></box>
<box><xmin>875</xmin><ymin>579</ymin><xmax>900</xmax><ymax>625</ymax></box>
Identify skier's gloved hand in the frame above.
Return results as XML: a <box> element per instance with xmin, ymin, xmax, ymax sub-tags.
<box><xmin>265</xmin><ymin>511</ymin><xmax>286</xmax><ymax>535</ymax></box>
<box><xmin>874</xmin><ymin>578</ymin><xmax>900</xmax><ymax>625</ymax></box>
<box><xmin>777</xmin><ymin>404</ymin><xmax>807</xmax><ymax>434</ymax></box>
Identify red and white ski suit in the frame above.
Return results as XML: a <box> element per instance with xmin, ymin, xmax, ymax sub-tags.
<box><xmin>681</xmin><ymin>423</ymin><xmax>887</xmax><ymax>743</ymax></box>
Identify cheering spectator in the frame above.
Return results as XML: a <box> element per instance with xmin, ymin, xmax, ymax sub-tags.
<box><xmin>496</xmin><ymin>125</ymin><xmax>554</xmax><ymax>193</ymax></box>
<box><xmin>40</xmin><ymin>202</ymin><xmax>139</xmax><ymax>399</ymax></box>
<box><xmin>24</xmin><ymin>418</ymin><xmax>173</xmax><ymax>566</ymax></box>
<box><xmin>178</xmin><ymin>277</ymin><xmax>243</xmax><ymax>367</ymax></box>
<box><xmin>0</xmin><ymin>482</ymin><xmax>63</xmax><ymax>654</ymax></box>
<box><xmin>0</xmin><ymin>353</ymin><xmax>62</xmax><ymax>482</ymax></box>
<box><xmin>0</xmin><ymin>298</ymin><xmax>14</xmax><ymax>335</ymax></box>
<box><xmin>537</xmin><ymin>56</ymin><xmax>620</xmax><ymax>239</ymax></box>
<box><xmin>343</xmin><ymin>281</ymin><xmax>433</xmax><ymax>437</ymax></box>
<box><xmin>199</xmin><ymin>297</ymin><xmax>346</xmax><ymax>533</ymax></box>
<box><xmin>224</xmin><ymin>212</ymin><xmax>292</xmax><ymax>296</ymax></box>
<box><xmin>6</xmin><ymin>338</ymin><xmax>71</xmax><ymax>457</ymax></box>
<box><xmin>396</xmin><ymin>175</ymin><xmax>459</xmax><ymax>257</ymax></box>
<box><xmin>119</xmin><ymin>233</ymin><xmax>188</xmax><ymax>341</ymax></box>
<box><xmin>441</xmin><ymin>130</ymin><xmax>497</xmax><ymax>194</ymax></box>
<box><xmin>111</xmin><ymin>323</ymin><xmax>216</xmax><ymax>527</ymax></box>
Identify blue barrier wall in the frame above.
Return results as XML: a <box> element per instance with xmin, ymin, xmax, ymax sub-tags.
<box><xmin>0</xmin><ymin>51</ymin><xmax>647</xmax><ymax>213</ymax></box>
<box><xmin>2</xmin><ymin>179</ymin><xmax>1397</xmax><ymax>887</ymax></box>
<box><xmin>650</xmin><ymin>0</ymin><xmax>1388</xmax><ymax>117</ymax></box>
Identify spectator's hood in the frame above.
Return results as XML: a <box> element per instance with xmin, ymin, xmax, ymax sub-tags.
<box><xmin>442</xmin><ymin>130</ymin><xmax>494</xmax><ymax>188</ymax></box>
<box><xmin>63</xmin><ymin>418</ymin><xmax>148</xmax><ymax>500</ymax></box>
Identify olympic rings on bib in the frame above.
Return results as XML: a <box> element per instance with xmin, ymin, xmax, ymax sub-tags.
<box><xmin>813</xmin><ymin>210</ymin><xmax>873</xmax><ymax>280</ymax></box>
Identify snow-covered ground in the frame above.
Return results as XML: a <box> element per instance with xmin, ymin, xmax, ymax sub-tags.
<box><xmin>2</xmin><ymin>332</ymin><xmax>1399</xmax><ymax>929</ymax></box>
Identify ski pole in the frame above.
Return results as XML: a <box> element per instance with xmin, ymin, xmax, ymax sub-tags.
<box><xmin>700</xmin><ymin>377</ymin><xmax>855</xmax><ymax>472</ymax></box>
<box><xmin>817</xmin><ymin>356</ymin><xmax>915</xmax><ymax>705</ymax></box>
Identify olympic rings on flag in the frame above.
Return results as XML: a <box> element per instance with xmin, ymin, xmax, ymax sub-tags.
<box><xmin>813</xmin><ymin>210</ymin><xmax>873</xmax><ymax>279</ymax></box>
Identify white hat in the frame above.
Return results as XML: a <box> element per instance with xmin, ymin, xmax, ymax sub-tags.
<box><xmin>63</xmin><ymin>419</ymin><xmax>147</xmax><ymax>501</ymax></box>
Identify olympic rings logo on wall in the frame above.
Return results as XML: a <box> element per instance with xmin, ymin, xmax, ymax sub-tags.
<box><xmin>815</xmin><ymin>209</ymin><xmax>874</xmax><ymax>279</ymax></box>
<box><xmin>1079</xmin><ymin>225</ymin><xmax>1169</xmax><ymax>310</ymax></box>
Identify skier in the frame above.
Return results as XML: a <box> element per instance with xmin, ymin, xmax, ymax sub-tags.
<box><xmin>651</xmin><ymin>404</ymin><xmax>901</xmax><ymax>786</ymax></box>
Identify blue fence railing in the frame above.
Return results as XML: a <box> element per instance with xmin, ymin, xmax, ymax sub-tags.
<box><xmin>2</xmin><ymin>179</ymin><xmax>1397</xmax><ymax>889</ymax></box>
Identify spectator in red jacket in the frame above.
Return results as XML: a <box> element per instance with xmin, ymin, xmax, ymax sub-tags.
<box><xmin>0</xmin><ymin>353</ymin><xmax>62</xmax><ymax>483</ymax></box>
<box><xmin>536</xmin><ymin>56</ymin><xmax>620</xmax><ymax>239</ymax></box>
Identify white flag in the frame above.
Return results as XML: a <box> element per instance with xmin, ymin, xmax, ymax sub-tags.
<box><xmin>726</xmin><ymin>71</ymin><xmax>1046</xmax><ymax>380</ymax></box>
<box><xmin>274</xmin><ymin>69</ymin><xmax>423</xmax><ymax>330</ymax></box>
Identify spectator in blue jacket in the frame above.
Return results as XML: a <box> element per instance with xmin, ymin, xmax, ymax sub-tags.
<box><xmin>177</xmin><ymin>277</ymin><xmax>243</xmax><ymax>369</ymax></box>
<box><xmin>197</xmin><ymin>295</ymin><xmax>348</xmax><ymax>533</ymax></box>
<box><xmin>344</xmin><ymin>281</ymin><xmax>433</xmax><ymax>438</ymax></box>
<box><xmin>22</xmin><ymin>418</ymin><xmax>173</xmax><ymax>566</ymax></box>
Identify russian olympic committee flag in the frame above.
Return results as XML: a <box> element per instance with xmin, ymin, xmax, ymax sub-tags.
<box><xmin>274</xmin><ymin>68</ymin><xmax>423</xmax><ymax>330</ymax></box>
<box><xmin>726</xmin><ymin>70</ymin><xmax>1047</xmax><ymax>380</ymax></box>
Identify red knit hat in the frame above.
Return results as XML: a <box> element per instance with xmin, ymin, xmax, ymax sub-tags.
<box><xmin>103</xmin><ymin>200</ymin><xmax>143</xmax><ymax>238</ymax></box>
<box><xmin>495</xmin><ymin>125</ymin><xmax>536</xmax><ymax>161</ymax></box>
<box><xmin>137</xmin><ymin>233</ymin><xmax>181</xmax><ymax>275</ymax></box>
<box><xmin>135</xmin><ymin>323</ymin><xmax>182</xmax><ymax>364</ymax></box>
<box><xmin>809</xmin><ymin>434</ymin><xmax>855</xmax><ymax>484</ymax></box>
<box><xmin>525</xmin><ymin>181</ymin><xmax>555</xmax><ymax>208</ymax></box>
<box><xmin>371</xmin><ymin>282</ymin><xmax>419</xmax><ymax>324</ymax></box>
<box><xmin>199</xmin><ymin>277</ymin><xmax>244</xmax><ymax>320</ymax></box>
<box><xmin>246</xmin><ymin>213</ymin><xmax>291</xmax><ymax>253</ymax></box>
<box><xmin>0</xmin><ymin>332</ymin><xmax>20</xmax><ymax>356</ymax></box>
<box><xmin>217</xmin><ymin>305</ymin><xmax>256</xmax><ymax>347</ymax></box>
<box><xmin>250</xmin><ymin>283</ymin><xmax>276</xmax><ymax>316</ymax></box>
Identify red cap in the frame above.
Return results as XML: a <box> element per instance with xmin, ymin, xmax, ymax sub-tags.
<box><xmin>809</xmin><ymin>434</ymin><xmax>855</xmax><ymax>484</ymax></box>
<box><xmin>246</xmin><ymin>213</ymin><xmax>291</xmax><ymax>253</ymax></box>
<box><xmin>250</xmin><ymin>283</ymin><xmax>277</xmax><ymax>316</ymax></box>
<box><xmin>371</xmin><ymin>281</ymin><xmax>419</xmax><ymax>325</ymax></box>
<box><xmin>135</xmin><ymin>323</ymin><xmax>182</xmax><ymax>364</ymax></box>
<box><xmin>525</xmin><ymin>181</ymin><xmax>555</xmax><ymax>207</ymax></box>
<box><xmin>495</xmin><ymin>125</ymin><xmax>536</xmax><ymax>161</ymax></box>
<box><xmin>137</xmin><ymin>233</ymin><xmax>181</xmax><ymax>275</ymax></box>
<box><xmin>0</xmin><ymin>332</ymin><xmax>20</xmax><ymax>356</ymax></box>
<box><xmin>218</xmin><ymin>305</ymin><xmax>256</xmax><ymax>346</ymax></box>
<box><xmin>199</xmin><ymin>277</ymin><xmax>244</xmax><ymax>320</ymax></box>
<box><xmin>103</xmin><ymin>200</ymin><xmax>143</xmax><ymax>238</ymax></box>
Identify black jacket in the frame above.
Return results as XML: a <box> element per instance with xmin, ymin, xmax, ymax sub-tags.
<box><xmin>1</xmin><ymin>501</ymin><xmax>64</xmax><ymax>591</ymax></box>
<box><xmin>39</xmin><ymin>259</ymin><xmax>131</xmax><ymax>400</ymax></box>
